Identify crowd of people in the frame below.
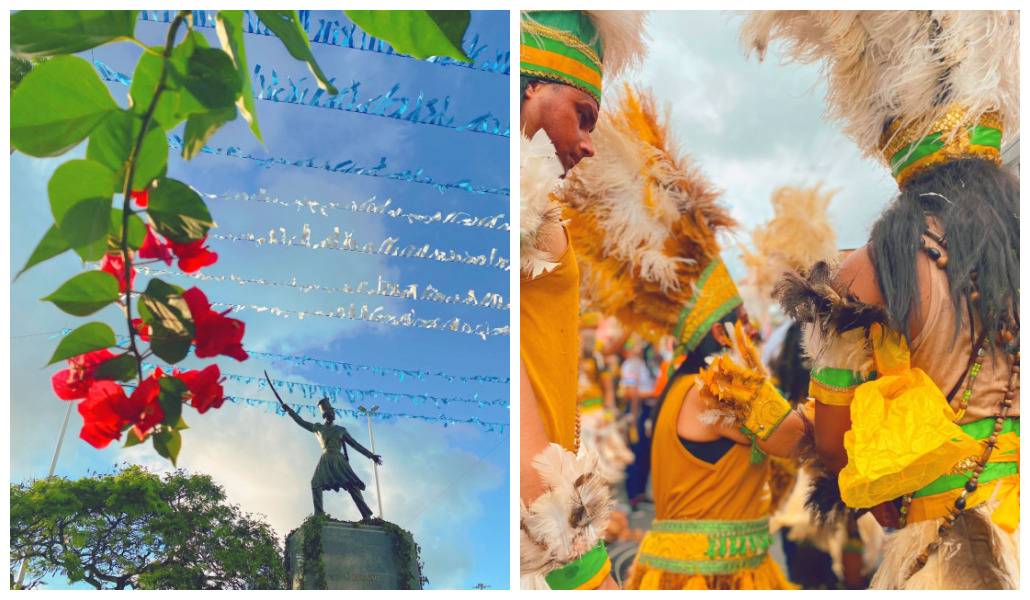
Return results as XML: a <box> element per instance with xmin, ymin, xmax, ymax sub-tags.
<box><xmin>519</xmin><ymin>10</ymin><xmax>1019</xmax><ymax>591</ymax></box>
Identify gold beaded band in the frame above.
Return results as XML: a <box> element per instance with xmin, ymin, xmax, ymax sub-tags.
<box><xmin>881</xmin><ymin>106</ymin><xmax>1003</xmax><ymax>187</ymax></box>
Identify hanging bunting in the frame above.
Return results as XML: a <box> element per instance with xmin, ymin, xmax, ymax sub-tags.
<box><xmin>138</xmin><ymin>10</ymin><xmax>510</xmax><ymax>75</ymax></box>
<box><xmin>136</xmin><ymin>265</ymin><xmax>509</xmax><ymax>310</ymax></box>
<box><xmin>223</xmin><ymin>394</ymin><xmax>509</xmax><ymax>434</ymax></box>
<box><xmin>209</xmin><ymin>226</ymin><xmax>510</xmax><ymax>271</ymax></box>
<box><xmin>205</xmin><ymin>189</ymin><xmax>509</xmax><ymax>233</ymax></box>
<box><xmin>51</xmin><ymin>328</ymin><xmax>509</xmax><ymax>384</ymax></box>
<box><xmin>165</xmin><ymin>135</ymin><xmax>509</xmax><ymax>196</ymax></box>
<box><xmin>209</xmin><ymin>300</ymin><xmax>509</xmax><ymax>340</ymax></box>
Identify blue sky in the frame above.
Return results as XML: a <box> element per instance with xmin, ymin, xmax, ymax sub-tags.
<box><xmin>10</xmin><ymin>10</ymin><xmax>509</xmax><ymax>590</ymax></box>
<box><xmin>623</xmin><ymin>11</ymin><xmax>898</xmax><ymax>305</ymax></box>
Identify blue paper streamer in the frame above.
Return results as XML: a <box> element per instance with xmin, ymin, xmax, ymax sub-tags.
<box><xmin>51</xmin><ymin>328</ymin><xmax>510</xmax><ymax>385</ymax></box>
<box><xmin>165</xmin><ymin>135</ymin><xmax>509</xmax><ymax>197</ymax></box>
<box><xmin>223</xmin><ymin>394</ymin><xmax>509</xmax><ymax>434</ymax></box>
<box><xmin>138</xmin><ymin>10</ymin><xmax>510</xmax><ymax>76</ymax></box>
<box><xmin>92</xmin><ymin>59</ymin><xmax>509</xmax><ymax>139</ymax></box>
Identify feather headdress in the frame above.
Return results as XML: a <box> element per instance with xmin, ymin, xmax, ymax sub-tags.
<box><xmin>741</xmin><ymin>11</ymin><xmax>1019</xmax><ymax>185</ymax></box>
<box><xmin>741</xmin><ymin>184</ymin><xmax>839</xmax><ymax>321</ymax></box>
<box><xmin>559</xmin><ymin>85</ymin><xmax>737</xmax><ymax>347</ymax></box>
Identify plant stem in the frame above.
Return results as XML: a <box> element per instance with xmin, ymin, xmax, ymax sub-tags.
<box><xmin>120</xmin><ymin>10</ymin><xmax>189</xmax><ymax>382</ymax></box>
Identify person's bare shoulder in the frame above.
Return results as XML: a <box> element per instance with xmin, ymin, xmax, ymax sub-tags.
<box><xmin>836</xmin><ymin>245</ymin><xmax>884</xmax><ymax>306</ymax></box>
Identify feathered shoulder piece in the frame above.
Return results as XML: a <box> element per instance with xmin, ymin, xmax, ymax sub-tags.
<box><xmin>741</xmin><ymin>11</ymin><xmax>1018</xmax><ymax>185</ymax></box>
<box><xmin>559</xmin><ymin>85</ymin><xmax>736</xmax><ymax>345</ymax></box>
<box><xmin>742</xmin><ymin>184</ymin><xmax>838</xmax><ymax>321</ymax></box>
<box><xmin>774</xmin><ymin>261</ymin><xmax>886</xmax><ymax>374</ymax></box>
<box><xmin>520</xmin><ymin>133</ymin><xmax>566</xmax><ymax>278</ymax></box>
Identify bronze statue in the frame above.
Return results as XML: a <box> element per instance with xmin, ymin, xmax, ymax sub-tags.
<box><xmin>265</xmin><ymin>371</ymin><xmax>383</xmax><ymax>521</ymax></box>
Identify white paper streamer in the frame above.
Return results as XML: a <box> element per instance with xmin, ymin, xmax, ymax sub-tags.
<box><xmin>136</xmin><ymin>266</ymin><xmax>508</xmax><ymax>311</ymax></box>
<box><xmin>206</xmin><ymin>189</ymin><xmax>509</xmax><ymax>233</ymax></box>
<box><xmin>210</xmin><ymin>226</ymin><xmax>510</xmax><ymax>271</ymax></box>
<box><xmin>210</xmin><ymin>300</ymin><xmax>509</xmax><ymax>340</ymax></box>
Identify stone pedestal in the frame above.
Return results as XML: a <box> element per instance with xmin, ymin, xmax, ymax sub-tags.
<box><xmin>285</xmin><ymin>518</ymin><xmax>423</xmax><ymax>589</ymax></box>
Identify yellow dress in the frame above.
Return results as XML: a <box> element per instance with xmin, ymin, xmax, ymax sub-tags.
<box><xmin>521</xmin><ymin>240</ymin><xmax>580</xmax><ymax>451</ymax></box>
<box><xmin>625</xmin><ymin>375</ymin><xmax>796</xmax><ymax>590</ymax></box>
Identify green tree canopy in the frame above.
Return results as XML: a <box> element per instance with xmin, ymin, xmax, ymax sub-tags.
<box><xmin>10</xmin><ymin>465</ymin><xmax>285</xmax><ymax>589</ymax></box>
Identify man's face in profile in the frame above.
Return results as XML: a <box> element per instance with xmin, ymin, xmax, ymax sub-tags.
<box><xmin>521</xmin><ymin>81</ymin><xmax>599</xmax><ymax>174</ymax></box>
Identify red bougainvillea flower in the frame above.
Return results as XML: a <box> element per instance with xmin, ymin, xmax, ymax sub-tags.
<box><xmin>131</xmin><ymin>318</ymin><xmax>151</xmax><ymax>342</ymax></box>
<box><xmin>130</xmin><ymin>189</ymin><xmax>149</xmax><ymax>208</ymax></box>
<box><xmin>138</xmin><ymin>225</ymin><xmax>173</xmax><ymax>266</ymax></box>
<box><xmin>99</xmin><ymin>252</ymin><xmax>135</xmax><ymax>293</ymax></box>
<box><xmin>51</xmin><ymin>349</ymin><xmax>117</xmax><ymax>400</ymax></box>
<box><xmin>122</xmin><ymin>370</ymin><xmax>165</xmax><ymax>440</ymax></box>
<box><xmin>176</xmin><ymin>365</ymin><xmax>225</xmax><ymax>414</ymax></box>
<box><xmin>78</xmin><ymin>380</ymin><xmax>130</xmax><ymax>448</ymax></box>
<box><xmin>139</xmin><ymin>226</ymin><xmax>218</xmax><ymax>273</ymax></box>
<box><xmin>168</xmin><ymin>237</ymin><xmax>218</xmax><ymax>273</ymax></box>
<box><xmin>183</xmin><ymin>287</ymin><xmax>248</xmax><ymax>361</ymax></box>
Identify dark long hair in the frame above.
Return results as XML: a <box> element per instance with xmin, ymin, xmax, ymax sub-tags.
<box><xmin>869</xmin><ymin>158</ymin><xmax>1019</xmax><ymax>346</ymax></box>
<box><xmin>769</xmin><ymin>320</ymin><xmax>811</xmax><ymax>405</ymax></box>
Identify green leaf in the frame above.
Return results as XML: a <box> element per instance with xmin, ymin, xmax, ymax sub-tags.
<box><xmin>107</xmin><ymin>209</ymin><xmax>148</xmax><ymax>251</ymax></box>
<box><xmin>176</xmin><ymin>415</ymin><xmax>189</xmax><ymax>431</ymax></box>
<box><xmin>17</xmin><ymin>225</ymin><xmax>71</xmax><ymax>279</ymax></box>
<box><xmin>146</xmin><ymin>179</ymin><xmax>213</xmax><ymax>243</ymax></box>
<box><xmin>11</xmin><ymin>56</ymin><xmax>33</xmax><ymax>92</ymax></box>
<box><xmin>184</xmin><ymin>47</ymin><xmax>241</xmax><ymax>109</ymax></box>
<box><xmin>11</xmin><ymin>55</ymin><xmax>118</xmax><ymax>157</ymax></box>
<box><xmin>86</xmin><ymin>110</ymin><xmax>168</xmax><ymax>190</ymax></box>
<box><xmin>216</xmin><ymin>10</ymin><xmax>262</xmax><ymax>142</ymax></box>
<box><xmin>157</xmin><ymin>376</ymin><xmax>187</xmax><ymax>427</ymax></box>
<box><xmin>139</xmin><ymin>278</ymin><xmax>194</xmax><ymax>364</ymax></box>
<box><xmin>47</xmin><ymin>159</ymin><xmax>116</xmax><ymax>260</ymax></box>
<box><xmin>11</xmin><ymin>10</ymin><xmax>139</xmax><ymax>58</ymax></box>
<box><xmin>344</xmin><ymin>10</ymin><xmax>472</xmax><ymax>63</ymax></box>
<box><xmin>42</xmin><ymin>271</ymin><xmax>120</xmax><ymax>317</ymax></box>
<box><xmin>93</xmin><ymin>353</ymin><xmax>138</xmax><ymax>382</ymax></box>
<box><xmin>60</xmin><ymin>197</ymin><xmax>112</xmax><ymax>250</ymax></box>
<box><xmin>47</xmin><ymin>322</ymin><xmax>116</xmax><ymax>365</ymax></box>
<box><xmin>123</xmin><ymin>428</ymin><xmax>145</xmax><ymax>448</ymax></box>
<box><xmin>129</xmin><ymin>47</ymin><xmax>184</xmax><ymax>130</ymax></box>
<box><xmin>255</xmin><ymin>11</ymin><xmax>338</xmax><ymax>95</ymax></box>
<box><xmin>153</xmin><ymin>429</ymin><xmax>182</xmax><ymax>466</ymax></box>
<box><xmin>182</xmin><ymin>106</ymin><xmax>236</xmax><ymax>160</ymax></box>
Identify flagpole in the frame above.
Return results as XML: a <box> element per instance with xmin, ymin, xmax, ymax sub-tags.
<box><xmin>358</xmin><ymin>405</ymin><xmax>384</xmax><ymax>519</ymax></box>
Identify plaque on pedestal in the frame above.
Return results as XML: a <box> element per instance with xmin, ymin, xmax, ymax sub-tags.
<box><xmin>285</xmin><ymin>517</ymin><xmax>424</xmax><ymax>589</ymax></box>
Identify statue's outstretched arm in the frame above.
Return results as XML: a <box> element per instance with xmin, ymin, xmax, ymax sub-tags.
<box><xmin>342</xmin><ymin>430</ymin><xmax>377</xmax><ymax>461</ymax></box>
<box><xmin>264</xmin><ymin>370</ymin><xmax>315</xmax><ymax>432</ymax></box>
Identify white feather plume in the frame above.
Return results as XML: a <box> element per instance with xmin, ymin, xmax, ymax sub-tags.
<box><xmin>741</xmin><ymin>11</ymin><xmax>1019</xmax><ymax>161</ymax></box>
<box><xmin>520</xmin><ymin>132</ymin><xmax>565</xmax><ymax>278</ymax></box>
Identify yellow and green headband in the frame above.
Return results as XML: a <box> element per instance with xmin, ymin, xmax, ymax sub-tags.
<box><xmin>882</xmin><ymin>105</ymin><xmax>1003</xmax><ymax>187</ymax></box>
<box><xmin>521</xmin><ymin>11</ymin><xmax>604</xmax><ymax>104</ymax></box>
<box><xmin>673</xmin><ymin>258</ymin><xmax>742</xmax><ymax>354</ymax></box>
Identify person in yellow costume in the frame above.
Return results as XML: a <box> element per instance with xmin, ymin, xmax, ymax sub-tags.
<box><xmin>518</xmin><ymin>10</ymin><xmax>648</xmax><ymax>590</ymax></box>
<box><xmin>559</xmin><ymin>85</ymin><xmax>802</xmax><ymax>589</ymax></box>
<box><xmin>742</xmin><ymin>11</ymin><xmax>1019</xmax><ymax>589</ymax></box>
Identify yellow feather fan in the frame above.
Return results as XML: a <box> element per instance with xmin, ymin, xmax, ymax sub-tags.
<box><xmin>558</xmin><ymin>85</ymin><xmax>736</xmax><ymax>345</ymax></box>
<box><xmin>741</xmin><ymin>184</ymin><xmax>838</xmax><ymax>322</ymax></box>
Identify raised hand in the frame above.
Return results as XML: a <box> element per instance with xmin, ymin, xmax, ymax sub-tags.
<box><xmin>372</xmin><ymin>454</ymin><xmax>383</xmax><ymax>465</ymax></box>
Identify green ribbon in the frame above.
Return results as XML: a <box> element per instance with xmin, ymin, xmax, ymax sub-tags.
<box><xmin>913</xmin><ymin>417</ymin><xmax>1019</xmax><ymax>498</ymax></box>
<box><xmin>811</xmin><ymin>367</ymin><xmax>871</xmax><ymax>390</ymax></box>
<box><xmin>544</xmin><ymin>540</ymin><xmax>608</xmax><ymax>590</ymax></box>
<box><xmin>890</xmin><ymin>125</ymin><xmax>1002</xmax><ymax>177</ymax></box>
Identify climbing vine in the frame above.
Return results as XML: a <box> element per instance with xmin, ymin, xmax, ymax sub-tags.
<box><xmin>10</xmin><ymin>10</ymin><xmax>471</xmax><ymax>464</ymax></box>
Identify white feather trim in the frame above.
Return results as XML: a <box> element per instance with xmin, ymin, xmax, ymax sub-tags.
<box><xmin>583</xmin><ymin>11</ymin><xmax>649</xmax><ymax>79</ymax></box>
<box><xmin>520</xmin><ymin>443</ymin><xmax>614</xmax><ymax>587</ymax></box>
<box><xmin>520</xmin><ymin>132</ymin><xmax>565</xmax><ymax>278</ymax></box>
<box><xmin>742</xmin><ymin>11</ymin><xmax>1019</xmax><ymax>161</ymax></box>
